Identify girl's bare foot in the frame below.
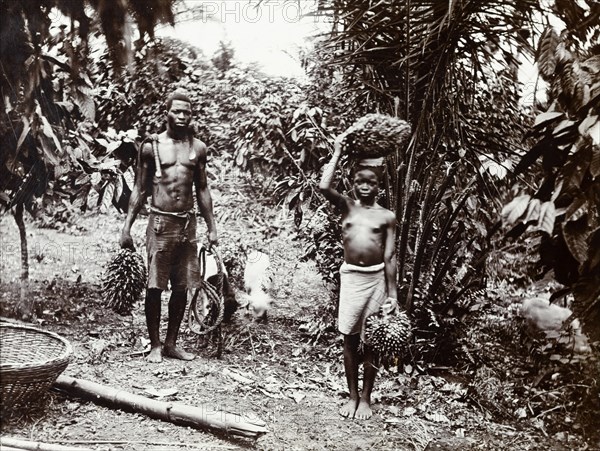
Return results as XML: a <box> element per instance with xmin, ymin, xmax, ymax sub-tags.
<box><xmin>146</xmin><ymin>346</ymin><xmax>163</xmax><ymax>363</ymax></box>
<box><xmin>354</xmin><ymin>399</ymin><xmax>373</xmax><ymax>420</ymax></box>
<box><xmin>163</xmin><ymin>345</ymin><xmax>195</xmax><ymax>361</ymax></box>
<box><xmin>339</xmin><ymin>399</ymin><xmax>358</xmax><ymax>418</ymax></box>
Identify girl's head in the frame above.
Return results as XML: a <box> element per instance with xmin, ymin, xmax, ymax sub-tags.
<box><xmin>352</xmin><ymin>166</ymin><xmax>381</xmax><ymax>202</ymax></box>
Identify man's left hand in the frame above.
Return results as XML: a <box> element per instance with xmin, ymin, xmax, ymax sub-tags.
<box><xmin>207</xmin><ymin>230</ymin><xmax>218</xmax><ymax>249</ymax></box>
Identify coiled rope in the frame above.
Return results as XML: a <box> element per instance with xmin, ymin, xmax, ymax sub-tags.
<box><xmin>188</xmin><ymin>246</ymin><xmax>225</xmax><ymax>335</ymax></box>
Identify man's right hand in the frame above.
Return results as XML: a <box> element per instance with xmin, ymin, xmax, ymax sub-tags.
<box><xmin>120</xmin><ymin>231</ymin><xmax>135</xmax><ymax>250</ymax></box>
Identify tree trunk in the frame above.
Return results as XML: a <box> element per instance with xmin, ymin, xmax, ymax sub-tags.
<box><xmin>53</xmin><ymin>375</ymin><xmax>269</xmax><ymax>438</ymax></box>
<box><xmin>12</xmin><ymin>202</ymin><xmax>31</xmax><ymax>319</ymax></box>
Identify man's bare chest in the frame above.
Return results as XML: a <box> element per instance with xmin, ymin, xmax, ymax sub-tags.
<box><xmin>156</xmin><ymin>142</ymin><xmax>197</xmax><ymax>169</ymax></box>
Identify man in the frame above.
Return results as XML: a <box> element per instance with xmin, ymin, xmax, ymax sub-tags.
<box><xmin>120</xmin><ymin>91</ymin><xmax>218</xmax><ymax>363</ymax></box>
<box><xmin>319</xmin><ymin>137</ymin><xmax>398</xmax><ymax>420</ymax></box>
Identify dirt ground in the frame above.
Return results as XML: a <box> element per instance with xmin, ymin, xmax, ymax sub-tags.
<box><xmin>0</xmin><ymin>212</ymin><xmax>592</xmax><ymax>451</ymax></box>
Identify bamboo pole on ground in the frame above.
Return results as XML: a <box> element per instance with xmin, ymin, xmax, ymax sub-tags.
<box><xmin>52</xmin><ymin>375</ymin><xmax>268</xmax><ymax>438</ymax></box>
<box><xmin>0</xmin><ymin>437</ymin><xmax>93</xmax><ymax>451</ymax></box>
<box><xmin>43</xmin><ymin>441</ymin><xmax>237</xmax><ymax>449</ymax></box>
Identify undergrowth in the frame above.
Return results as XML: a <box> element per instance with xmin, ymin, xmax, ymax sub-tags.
<box><xmin>456</xmin><ymin>290</ymin><xmax>600</xmax><ymax>445</ymax></box>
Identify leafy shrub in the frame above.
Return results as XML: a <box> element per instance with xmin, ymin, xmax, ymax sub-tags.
<box><xmin>501</xmin><ymin>27</ymin><xmax>600</xmax><ymax>341</ymax></box>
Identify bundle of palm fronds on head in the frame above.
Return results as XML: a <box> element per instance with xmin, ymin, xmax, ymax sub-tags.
<box><xmin>365</xmin><ymin>309</ymin><xmax>413</xmax><ymax>367</ymax></box>
<box><xmin>102</xmin><ymin>249</ymin><xmax>147</xmax><ymax>315</ymax></box>
<box><xmin>341</xmin><ymin>114</ymin><xmax>411</xmax><ymax>158</ymax></box>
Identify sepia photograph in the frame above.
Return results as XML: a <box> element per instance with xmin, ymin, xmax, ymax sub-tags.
<box><xmin>1</xmin><ymin>0</ymin><xmax>599</xmax><ymax>449</ymax></box>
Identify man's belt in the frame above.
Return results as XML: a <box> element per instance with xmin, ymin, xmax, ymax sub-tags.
<box><xmin>149</xmin><ymin>206</ymin><xmax>195</xmax><ymax>219</ymax></box>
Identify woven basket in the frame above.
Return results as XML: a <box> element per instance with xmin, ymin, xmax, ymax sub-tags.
<box><xmin>1</xmin><ymin>323</ymin><xmax>72</xmax><ymax>412</ymax></box>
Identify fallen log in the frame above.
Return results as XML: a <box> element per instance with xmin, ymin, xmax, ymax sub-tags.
<box><xmin>0</xmin><ymin>437</ymin><xmax>93</xmax><ymax>451</ymax></box>
<box><xmin>52</xmin><ymin>375</ymin><xmax>268</xmax><ymax>438</ymax></box>
<box><xmin>43</xmin><ymin>440</ymin><xmax>237</xmax><ymax>449</ymax></box>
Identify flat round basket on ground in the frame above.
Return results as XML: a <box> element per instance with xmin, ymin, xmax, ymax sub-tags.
<box><xmin>0</xmin><ymin>323</ymin><xmax>72</xmax><ymax>412</ymax></box>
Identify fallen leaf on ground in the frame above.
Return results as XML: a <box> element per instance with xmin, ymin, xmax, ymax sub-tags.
<box><xmin>384</xmin><ymin>417</ymin><xmax>402</xmax><ymax>424</ymax></box>
<box><xmin>261</xmin><ymin>383</ymin><xmax>282</xmax><ymax>394</ymax></box>
<box><xmin>403</xmin><ymin>406</ymin><xmax>417</xmax><ymax>416</ymax></box>
<box><xmin>425</xmin><ymin>411</ymin><xmax>450</xmax><ymax>423</ymax></box>
<box><xmin>387</xmin><ymin>405</ymin><xmax>400</xmax><ymax>416</ymax></box>
<box><xmin>326</xmin><ymin>379</ymin><xmax>345</xmax><ymax>393</ymax></box>
<box><xmin>515</xmin><ymin>407</ymin><xmax>527</xmax><ymax>419</ymax></box>
<box><xmin>89</xmin><ymin>339</ymin><xmax>107</xmax><ymax>355</ymax></box>
<box><xmin>223</xmin><ymin>367</ymin><xmax>254</xmax><ymax>384</ymax></box>
<box><xmin>258</xmin><ymin>388</ymin><xmax>285</xmax><ymax>399</ymax></box>
<box><xmin>143</xmin><ymin>387</ymin><xmax>179</xmax><ymax>398</ymax></box>
<box><xmin>287</xmin><ymin>390</ymin><xmax>306</xmax><ymax>403</ymax></box>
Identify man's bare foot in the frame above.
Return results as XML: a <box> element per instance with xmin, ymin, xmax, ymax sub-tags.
<box><xmin>354</xmin><ymin>399</ymin><xmax>373</xmax><ymax>420</ymax></box>
<box><xmin>163</xmin><ymin>345</ymin><xmax>195</xmax><ymax>361</ymax></box>
<box><xmin>146</xmin><ymin>346</ymin><xmax>163</xmax><ymax>363</ymax></box>
<box><xmin>339</xmin><ymin>399</ymin><xmax>358</xmax><ymax>418</ymax></box>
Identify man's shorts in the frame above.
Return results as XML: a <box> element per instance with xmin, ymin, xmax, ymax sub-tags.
<box><xmin>146</xmin><ymin>212</ymin><xmax>201</xmax><ymax>291</ymax></box>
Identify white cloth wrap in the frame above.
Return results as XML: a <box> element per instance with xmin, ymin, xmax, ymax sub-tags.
<box><xmin>338</xmin><ymin>262</ymin><xmax>387</xmax><ymax>340</ymax></box>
